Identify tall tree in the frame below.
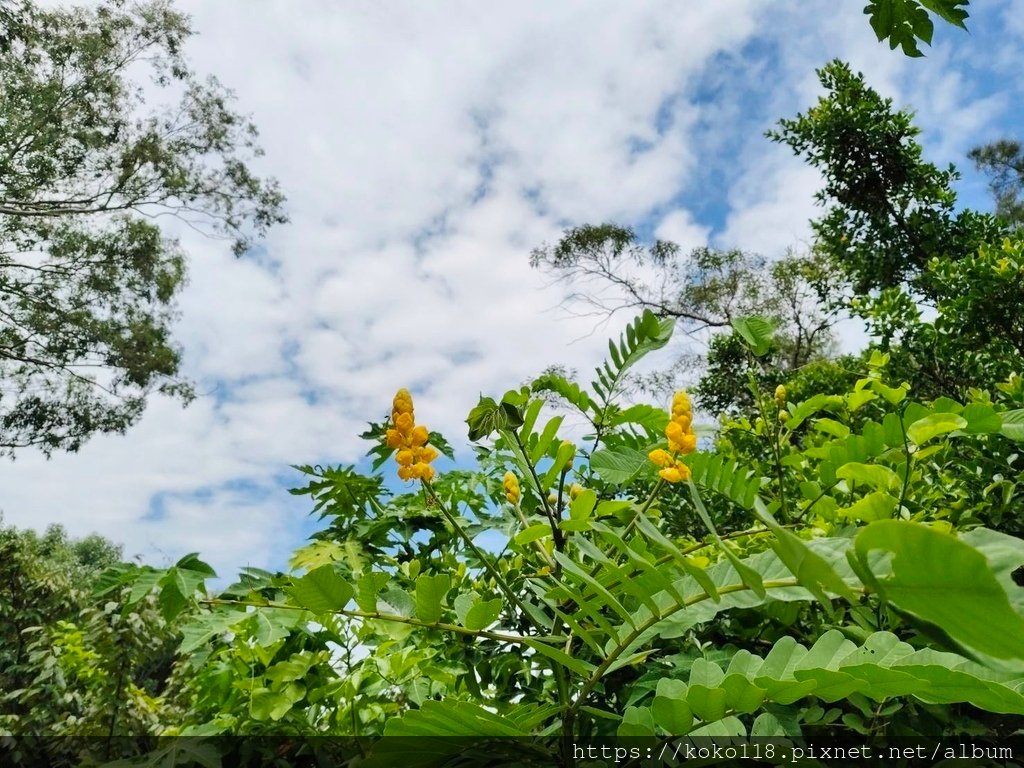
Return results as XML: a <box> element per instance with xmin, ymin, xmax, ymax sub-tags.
<box><xmin>969</xmin><ymin>139</ymin><xmax>1024</xmax><ymax>228</ymax></box>
<box><xmin>771</xmin><ymin>60</ymin><xmax>1019</xmax><ymax>397</ymax></box>
<box><xmin>0</xmin><ymin>0</ymin><xmax>286</xmax><ymax>457</ymax></box>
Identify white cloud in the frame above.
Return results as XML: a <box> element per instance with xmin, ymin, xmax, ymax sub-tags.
<box><xmin>2</xmin><ymin>0</ymin><xmax>1020</xmax><ymax>578</ymax></box>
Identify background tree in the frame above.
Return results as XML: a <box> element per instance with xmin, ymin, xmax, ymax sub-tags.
<box><xmin>970</xmin><ymin>139</ymin><xmax>1024</xmax><ymax>228</ymax></box>
<box><xmin>0</xmin><ymin>0</ymin><xmax>286</xmax><ymax>457</ymax></box>
<box><xmin>530</xmin><ymin>224</ymin><xmax>839</xmax><ymax>412</ymax></box>
<box><xmin>770</xmin><ymin>60</ymin><xmax>1020</xmax><ymax>398</ymax></box>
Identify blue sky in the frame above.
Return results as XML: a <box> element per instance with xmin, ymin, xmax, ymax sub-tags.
<box><xmin>3</xmin><ymin>0</ymin><xmax>1023</xmax><ymax>580</ymax></box>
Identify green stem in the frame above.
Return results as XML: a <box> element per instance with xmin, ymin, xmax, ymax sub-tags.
<box><xmin>512</xmin><ymin>431</ymin><xmax>565</xmax><ymax>551</ymax></box>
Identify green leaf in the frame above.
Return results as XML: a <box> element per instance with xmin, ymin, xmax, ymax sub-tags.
<box><xmin>839</xmin><ymin>491</ymin><xmax>898</xmax><ymax>522</ymax></box>
<box><xmin>730</xmin><ymin>316</ymin><xmax>774</xmax><ymax>356</ymax></box>
<box><xmin>590</xmin><ymin>446</ymin><xmax>652</xmax><ymax>485</ymax></box>
<box><xmin>836</xmin><ymin>462</ymin><xmax>901</xmax><ymax>493</ymax></box>
<box><xmin>855</xmin><ymin>521</ymin><xmax>1024</xmax><ymax>662</ymax></box>
<box><xmin>618</xmin><ymin>706</ymin><xmax>656</xmax><ymax>736</ymax></box>
<box><xmin>463</xmin><ymin>598</ymin><xmax>502</xmax><ymax>631</ymax></box>
<box><xmin>569</xmin><ymin>488</ymin><xmax>597</xmax><ymax>520</ymax></box>
<box><xmin>179</xmin><ymin>609</ymin><xmax>246</xmax><ymax>654</ymax></box>
<box><xmin>356</xmin><ymin>571</ymin><xmax>391</xmax><ymax>612</ymax></box>
<box><xmin>415</xmin><ymin>574</ymin><xmax>451</xmax><ymax>624</ymax></box>
<box><xmin>651</xmin><ymin>679</ymin><xmax>694</xmax><ymax>734</ymax></box>
<box><xmin>383</xmin><ymin>700</ymin><xmax>529</xmax><ymax>736</ymax></box>
<box><xmin>906</xmin><ymin>412</ymin><xmax>966</xmax><ymax>445</ymax></box>
<box><xmin>514</xmin><ymin>523</ymin><xmax>552</xmax><ymax>546</ymax></box>
<box><xmin>716</xmin><ymin>630</ymin><xmax>1024</xmax><ymax>714</ymax></box>
<box><xmin>962</xmin><ymin>403</ymin><xmax>1002</xmax><ymax>434</ymax></box>
<box><xmin>466</xmin><ymin>396</ymin><xmax>524</xmax><ymax>442</ymax></box>
<box><xmin>1000</xmin><ymin>409</ymin><xmax>1024</xmax><ymax>441</ymax></box>
<box><xmin>286</xmin><ymin>565</ymin><xmax>353</xmax><ymax>613</ymax></box>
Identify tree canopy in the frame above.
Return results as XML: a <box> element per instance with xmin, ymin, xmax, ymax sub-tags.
<box><xmin>0</xmin><ymin>0</ymin><xmax>285</xmax><ymax>457</ymax></box>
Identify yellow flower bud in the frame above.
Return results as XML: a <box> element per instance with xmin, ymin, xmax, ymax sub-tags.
<box><xmin>774</xmin><ymin>385</ymin><xmax>787</xmax><ymax>407</ymax></box>
<box><xmin>397</xmin><ymin>465</ymin><xmax>414</xmax><ymax>481</ymax></box>
<box><xmin>395</xmin><ymin>449</ymin><xmax>414</xmax><ymax>467</ymax></box>
<box><xmin>385</xmin><ymin>429</ymin><xmax>403</xmax><ymax>448</ymax></box>
<box><xmin>648</xmin><ymin>448</ymin><xmax>673</xmax><ymax>468</ymax></box>
<box><xmin>394</xmin><ymin>412</ymin><xmax>414</xmax><ymax>432</ymax></box>
<box><xmin>418</xmin><ymin>445</ymin><xmax>440</xmax><ymax>463</ymax></box>
<box><xmin>409</xmin><ymin>425</ymin><xmax>429</xmax><ymax>447</ymax></box>
<box><xmin>671</xmin><ymin>391</ymin><xmax>692</xmax><ymax>416</ymax></box>
<box><xmin>503</xmin><ymin>471</ymin><xmax>521</xmax><ymax>504</ymax></box>
<box><xmin>668</xmin><ymin>433</ymin><xmax>697</xmax><ymax>455</ymax></box>
<box><xmin>658</xmin><ymin>466</ymin><xmax>683</xmax><ymax>483</ymax></box>
<box><xmin>393</xmin><ymin>388</ymin><xmax>414</xmax><ymax>415</ymax></box>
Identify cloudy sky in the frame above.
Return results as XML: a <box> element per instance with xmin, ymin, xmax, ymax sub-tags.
<box><xmin>3</xmin><ymin>0</ymin><xmax>1023</xmax><ymax>579</ymax></box>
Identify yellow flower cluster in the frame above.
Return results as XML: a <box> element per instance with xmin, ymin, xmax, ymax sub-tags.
<box><xmin>774</xmin><ymin>385</ymin><xmax>787</xmax><ymax>407</ymax></box>
<box><xmin>385</xmin><ymin>388</ymin><xmax>438</xmax><ymax>482</ymax></box>
<box><xmin>503</xmin><ymin>471</ymin><xmax>521</xmax><ymax>504</ymax></box>
<box><xmin>648</xmin><ymin>390</ymin><xmax>697</xmax><ymax>483</ymax></box>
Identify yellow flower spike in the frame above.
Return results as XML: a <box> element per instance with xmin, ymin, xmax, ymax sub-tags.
<box><xmin>503</xmin><ymin>471</ymin><xmax>521</xmax><ymax>504</ymax></box>
<box><xmin>393</xmin><ymin>388</ymin><xmax>414</xmax><ymax>415</ymax></box>
<box><xmin>671</xmin><ymin>390</ymin><xmax>692</xmax><ymax>413</ymax></box>
<box><xmin>648</xmin><ymin>448</ymin><xmax>674</xmax><ymax>468</ymax></box>
<box><xmin>774</xmin><ymin>385</ymin><xmax>787</xmax><ymax>407</ymax></box>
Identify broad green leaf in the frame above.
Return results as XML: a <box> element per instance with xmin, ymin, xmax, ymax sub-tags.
<box><xmin>730</xmin><ymin>316</ymin><xmax>774</xmax><ymax>356</ymax></box>
<box><xmin>618</xmin><ymin>706</ymin><xmax>656</xmax><ymax>736</ymax></box>
<box><xmin>855</xmin><ymin>521</ymin><xmax>1024</xmax><ymax>662</ymax></box>
<box><xmin>652</xmin><ymin>679</ymin><xmax>694</xmax><ymax>734</ymax></box>
<box><xmin>356</xmin><ymin>571</ymin><xmax>391</xmax><ymax>612</ymax></box>
<box><xmin>906</xmin><ymin>412</ymin><xmax>966</xmax><ymax>445</ymax></box>
<box><xmin>569</xmin><ymin>488</ymin><xmax>597</xmax><ymax>520</ymax></box>
<box><xmin>962</xmin><ymin>403</ymin><xmax>1001</xmax><ymax>434</ymax></box>
<box><xmin>839</xmin><ymin>491</ymin><xmax>898</xmax><ymax>522</ymax></box>
<box><xmin>716</xmin><ymin>630</ymin><xmax>1024</xmax><ymax>714</ymax></box>
<box><xmin>836</xmin><ymin>462</ymin><xmax>900</xmax><ymax>493</ymax></box>
<box><xmin>514</xmin><ymin>523</ymin><xmax>552</xmax><ymax>546</ymax></box>
<box><xmin>415</xmin><ymin>574</ymin><xmax>451</xmax><ymax>624</ymax></box>
<box><xmin>464</xmin><ymin>598</ymin><xmax>502</xmax><ymax>631</ymax></box>
<box><xmin>1000</xmin><ymin>409</ymin><xmax>1024</xmax><ymax>441</ymax></box>
<box><xmin>287</xmin><ymin>565</ymin><xmax>353</xmax><ymax>613</ymax></box>
<box><xmin>179</xmin><ymin>609</ymin><xmax>246</xmax><ymax>654</ymax></box>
